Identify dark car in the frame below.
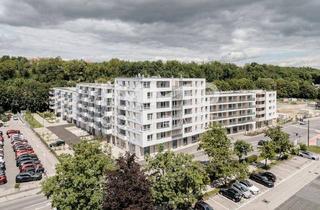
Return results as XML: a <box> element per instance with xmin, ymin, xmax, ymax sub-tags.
<box><xmin>49</xmin><ymin>139</ymin><xmax>65</xmax><ymax>148</ymax></box>
<box><xmin>219</xmin><ymin>188</ymin><xmax>242</xmax><ymax>202</ymax></box>
<box><xmin>0</xmin><ymin>162</ymin><xmax>6</xmax><ymax>170</ymax></box>
<box><xmin>194</xmin><ymin>201</ymin><xmax>214</xmax><ymax>210</ymax></box>
<box><xmin>15</xmin><ymin>172</ymin><xmax>42</xmax><ymax>183</ymax></box>
<box><xmin>16</xmin><ymin>156</ymin><xmax>40</xmax><ymax>167</ymax></box>
<box><xmin>260</xmin><ymin>172</ymin><xmax>276</xmax><ymax>182</ymax></box>
<box><xmin>0</xmin><ymin>131</ymin><xmax>2</xmax><ymax>136</ymax></box>
<box><xmin>250</xmin><ymin>173</ymin><xmax>274</xmax><ymax>188</ymax></box>
<box><xmin>16</xmin><ymin>153</ymin><xmax>38</xmax><ymax>160</ymax></box>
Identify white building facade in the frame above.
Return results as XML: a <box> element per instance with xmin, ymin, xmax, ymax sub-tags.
<box><xmin>50</xmin><ymin>77</ymin><xmax>277</xmax><ymax>157</ymax></box>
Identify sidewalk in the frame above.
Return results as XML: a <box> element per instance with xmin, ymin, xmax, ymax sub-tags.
<box><xmin>0</xmin><ymin>186</ymin><xmax>41</xmax><ymax>203</ymax></box>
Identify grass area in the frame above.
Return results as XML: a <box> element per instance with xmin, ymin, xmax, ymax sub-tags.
<box><xmin>25</xmin><ymin>112</ymin><xmax>43</xmax><ymax>128</ymax></box>
<box><xmin>307</xmin><ymin>146</ymin><xmax>320</xmax><ymax>154</ymax></box>
<box><xmin>202</xmin><ymin>188</ymin><xmax>219</xmax><ymax>200</ymax></box>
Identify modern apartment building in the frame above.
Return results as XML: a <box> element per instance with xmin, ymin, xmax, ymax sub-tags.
<box><xmin>50</xmin><ymin>76</ymin><xmax>277</xmax><ymax>157</ymax></box>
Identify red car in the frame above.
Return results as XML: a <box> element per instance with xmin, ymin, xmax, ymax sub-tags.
<box><xmin>0</xmin><ymin>175</ymin><xmax>7</xmax><ymax>185</ymax></box>
<box><xmin>7</xmin><ymin>130</ymin><xmax>20</xmax><ymax>138</ymax></box>
<box><xmin>15</xmin><ymin>150</ymin><xmax>35</xmax><ymax>158</ymax></box>
<box><xmin>19</xmin><ymin>163</ymin><xmax>43</xmax><ymax>172</ymax></box>
<box><xmin>0</xmin><ymin>136</ymin><xmax>3</xmax><ymax>142</ymax></box>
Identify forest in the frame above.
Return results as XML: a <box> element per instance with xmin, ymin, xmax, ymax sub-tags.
<box><xmin>0</xmin><ymin>55</ymin><xmax>319</xmax><ymax>112</ymax></box>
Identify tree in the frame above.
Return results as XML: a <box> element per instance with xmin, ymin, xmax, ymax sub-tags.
<box><xmin>234</xmin><ymin>140</ymin><xmax>253</xmax><ymax>161</ymax></box>
<box><xmin>42</xmin><ymin>141</ymin><xmax>114</xmax><ymax>210</ymax></box>
<box><xmin>103</xmin><ymin>153</ymin><xmax>153</xmax><ymax>210</ymax></box>
<box><xmin>259</xmin><ymin>141</ymin><xmax>276</xmax><ymax>168</ymax></box>
<box><xmin>199</xmin><ymin>123</ymin><xmax>232</xmax><ymax>163</ymax></box>
<box><xmin>146</xmin><ymin>151</ymin><xmax>209</xmax><ymax>210</ymax></box>
<box><xmin>265</xmin><ymin>126</ymin><xmax>293</xmax><ymax>158</ymax></box>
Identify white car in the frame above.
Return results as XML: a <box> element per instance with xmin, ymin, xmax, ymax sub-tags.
<box><xmin>231</xmin><ymin>181</ymin><xmax>252</xmax><ymax>199</ymax></box>
<box><xmin>239</xmin><ymin>180</ymin><xmax>260</xmax><ymax>195</ymax></box>
<box><xmin>299</xmin><ymin>151</ymin><xmax>319</xmax><ymax>160</ymax></box>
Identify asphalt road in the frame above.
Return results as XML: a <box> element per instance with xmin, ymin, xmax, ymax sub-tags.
<box><xmin>276</xmin><ymin>176</ymin><xmax>320</xmax><ymax>210</ymax></box>
<box><xmin>0</xmin><ymin>193</ymin><xmax>52</xmax><ymax>210</ymax></box>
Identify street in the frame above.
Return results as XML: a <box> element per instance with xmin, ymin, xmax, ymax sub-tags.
<box><xmin>0</xmin><ymin>193</ymin><xmax>51</xmax><ymax>210</ymax></box>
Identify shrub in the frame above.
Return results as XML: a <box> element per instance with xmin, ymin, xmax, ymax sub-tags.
<box><xmin>245</xmin><ymin>155</ymin><xmax>258</xmax><ymax>163</ymax></box>
<box><xmin>14</xmin><ymin>183</ymin><xmax>20</xmax><ymax>188</ymax></box>
<box><xmin>299</xmin><ymin>144</ymin><xmax>307</xmax><ymax>151</ymax></box>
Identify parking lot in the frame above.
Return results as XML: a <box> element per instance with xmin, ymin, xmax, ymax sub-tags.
<box><xmin>0</xmin><ymin>117</ymin><xmax>58</xmax><ymax>195</ymax></box>
<box><xmin>206</xmin><ymin>156</ymin><xmax>314</xmax><ymax>210</ymax></box>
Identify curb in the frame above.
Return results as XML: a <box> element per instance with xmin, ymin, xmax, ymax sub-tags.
<box><xmin>0</xmin><ymin>187</ymin><xmax>41</xmax><ymax>201</ymax></box>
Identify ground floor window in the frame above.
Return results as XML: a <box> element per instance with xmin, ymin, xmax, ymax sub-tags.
<box><xmin>144</xmin><ymin>146</ymin><xmax>150</xmax><ymax>155</ymax></box>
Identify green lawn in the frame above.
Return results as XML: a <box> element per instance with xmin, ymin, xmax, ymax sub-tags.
<box><xmin>25</xmin><ymin>112</ymin><xmax>43</xmax><ymax>128</ymax></box>
<box><xmin>308</xmin><ymin>146</ymin><xmax>320</xmax><ymax>154</ymax></box>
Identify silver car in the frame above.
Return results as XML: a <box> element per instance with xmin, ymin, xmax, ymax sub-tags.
<box><xmin>299</xmin><ymin>151</ymin><xmax>319</xmax><ymax>160</ymax></box>
<box><xmin>231</xmin><ymin>181</ymin><xmax>252</xmax><ymax>199</ymax></box>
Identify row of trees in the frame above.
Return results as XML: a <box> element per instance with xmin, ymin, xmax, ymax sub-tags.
<box><xmin>1</xmin><ymin>55</ymin><xmax>320</xmax><ymax>113</ymax></box>
<box><xmin>41</xmin><ymin>124</ymin><xmax>296</xmax><ymax>209</ymax></box>
<box><xmin>42</xmin><ymin>141</ymin><xmax>209</xmax><ymax>210</ymax></box>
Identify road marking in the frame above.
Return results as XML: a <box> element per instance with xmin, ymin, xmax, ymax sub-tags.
<box><xmin>234</xmin><ymin>160</ymin><xmax>316</xmax><ymax>210</ymax></box>
<box><xmin>209</xmin><ymin>197</ymin><xmax>229</xmax><ymax>210</ymax></box>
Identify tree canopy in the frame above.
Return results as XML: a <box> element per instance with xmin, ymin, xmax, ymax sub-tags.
<box><xmin>1</xmin><ymin>55</ymin><xmax>320</xmax><ymax>112</ymax></box>
<box><xmin>146</xmin><ymin>151</ymin><xmax>209</xmax><ymax>209</ymax></box>
<box><xmin>103</xmin><ymin>153</ymin><xmax>153</xmax><ymax>210</ymax></box>
<box><xmin>42</xmin><ymin>141</ymin><xmax>114</xmax><ymax>210</ymax></box>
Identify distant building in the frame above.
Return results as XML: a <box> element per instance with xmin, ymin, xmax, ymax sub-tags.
<box><xmin>50</xmin><ymin>76</ymin><xmax>277</xmax><ymax>157</ymax></box>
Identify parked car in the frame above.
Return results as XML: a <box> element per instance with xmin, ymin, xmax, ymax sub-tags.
<box><xmin>194</xmin><ymin>201</ymin><xmax>214</xmax><ymax>210</ymax></box>
<box><xmin>231</xmin><ymin>181</ymin><xmax>252</xmax><ymax>199</ymax></box>
<box><xmin>7</xmin><ymin>130</ymin><xmax>20</xmax><ymax>138</ymax></box>
<box><xmin>15</xmin><ymin>150</ymin><xmax>35</xmax><ymax>158</ymax></box>
<box><xmin>219</xmin><ymin>188</ymin><xmax>242</xmax><ymax>202</ymax></box>
<box><xmin>17</xmin><ymin>157</ymin><xmax>40</xmax><ymax>167</ymax></box>
<box><xmin>0</xmin><ymin>174</ymin><xmax>7</xmax><ymax>185</ymax></box>
<box><xmin>239</xmin><ymin>180</ymin><xmax>259</xmax><ymax>195</ymax></box>
<box><xmin>49</xmin><ymin>139</ymin><xmax>65</xmax><ymax>148</ymax></box>
<box><xmin>21</xmin><ymin>165</ymin><xmax>45</xmax><ymax>174</ymax></box>
<box><xmin>260</xmin><ymin>171</ymin><xmax>277</xmax><ymax>182</ymax></box>
<box><xmin>0</xmin><ymin>162</ymin><xmax>5</xmax><ymax>170</ymax></box>
<box><xmin>0</xmin><ymin>136</ymin><xmax>3</xmax><ymax>141</ymax></box>
<box><xmin>299</xmin><ymin>151</ymin><xmax>319</xmax><ymax>160</ymax></box>
<box><xmin>250</xmin><ymin>173</ymin><xmax>274</xmax><ymax>188</ymax></box>
<box><xmin>20</xmin><ymin>162</ymin><xmax>43</xmax><ymax>172</ymax></box>
<box><xmin>16</xmin><ymin>153</ymin><xmax>38</xmax><ymax>160</ymax></box>
<box><xmin>16</xmin><ymin>172</ymin><xmax>42</xmax><ymax>183</ymax></box>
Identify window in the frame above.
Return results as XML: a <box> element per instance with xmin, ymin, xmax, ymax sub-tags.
<box><xmin>184</xmin><ymin>108</ymin><xmax>192</xmax><ymax>115</ymax></box>
<box><xmin>147</xmin><ymin>135</ymin><xmax>153</xmax><ymax>141</ymax></box>
<box><xmin>157</xmin><ymin>121</ymin><xmax>170</xmax><ymax>129</ymax></box>
<box><xmin>147</xmin><ymin>113</ymin><xmax>153</xmax><ymax>120</ymax></box>
<box><xmin>184</xmin><ymin>126</ymin><xmax>192</xmax><ymax>133</ymax></box>
<box><xmin>157</xmin><ymin>101</ymin><xmax>170</xmax><ymax>109</ymax></box>
<box><xmin>143</xmin><ymin>82</ymin><xmax>150</xmax><ymax>88</ymax></box>
<box><xmin>143</xmin><ymin>124</ymin><xmax>151</xmax><ymax>131</ymax></box>
<box><xmin>157</xmin><ymin>131</ymin><xmax>169</xmax><ymax>139</ymax></box>
<box><xmin>147</xmin><ymin>92</ymin><xmax>152</xmax><ymax>99</ymax></box>
<box><xmin>157</xmin><ymin>111</ymin><xmax>171</xmax><ymax>119</ymax></box>
<box><xmin>172</xmin><ymin>140</ymin><xmax>177</xmax><ymax>149</ymax></box>
<box><xmin>183</xmin><ymin>138</ymin><xmax>188</xmax><ymax>145</ymax></box>
<box><xmin>143</xmin><ymin>103</ymin><xmax>150</xmax><ymax>110</ymax></box>
<box><xmin>156</xmin><ymin>81</ymin><xmax>170</xmax><ymax>88</ymax></box>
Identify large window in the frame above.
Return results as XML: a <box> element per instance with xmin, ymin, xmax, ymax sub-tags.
<box><xmin>143</xmin><ymin>82</ymin><xmax>150</xmax><ymax>88</ymax></box>
<box><xmin>157</xmin><ymin>121</ymin><xmax>170</xmax><ymax>129</ymax></box>
<box><xmin>157</xmin><ymin>101</ymin><xmax>170</xmax><ymax>109</ymax></box>
<box><xmin>156</xmin><ymin>81</ymin><xmax>170</xmax><ymax>88</ymax></box>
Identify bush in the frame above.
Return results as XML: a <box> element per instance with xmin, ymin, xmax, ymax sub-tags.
<box><xmin>14</xmin><ymin>183</ymin><xmax>20</xmax><ymax>188</ymax></box>
<box><xmin>299</xmin><ymin>144</ymin><xmax>307</xmax><ymax>151</ymax></box>
<box><xmin>24</xmin><ymin>112</ymin><xmax>43</xmax><ymax>128</ymax></box>
<box><xmin>290</xmin><ymin>147</ymin><xmax>299</xmax><ymax>155</ymax></box>
<box><xmin>245</xmin><ymin>155</ymin><xmax>258</xmax><ymax>163</ymax></box>
<box><xmin>280</xmin><ymin>153</ymin><xmax>290</xmax><ymax>160</ymax></box>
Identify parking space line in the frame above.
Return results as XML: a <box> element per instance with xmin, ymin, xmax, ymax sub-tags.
<box><xmin>217</xmin><ymin>194</ymin><xmax>241</xmax><ymax>207</ymax></box>
<box><xmin>209</xmin><ymin>197</ymin><xmax>229</xmax><ymax>210</ymax></box>
<box><xmin>235</xmin><ymin>160</ymin><xmax>315</xmax><ymax>210</ymax></box>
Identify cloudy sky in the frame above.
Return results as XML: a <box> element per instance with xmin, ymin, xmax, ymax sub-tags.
<box><xmin>0</xmin><ymin>0</ymin><xmax>320</xmax><ymax>67</ymax></box>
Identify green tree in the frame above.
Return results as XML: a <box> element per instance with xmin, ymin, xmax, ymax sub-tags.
<box><xmin>234</xmin><ymin>140</ymin><xmax>253</xmax><ymax>161</ymax></box>
<box><xmin>42</xmin><ymin>141</ymin><xmax>114</xmax><ymax>210</ymax></box>
<box><xmin>199</xmin><ymin>123</ymin><xmax>232</xmax><ymax>163</ymax></box>
<box><xmin>103</xmin><ymin>153</ymin><xmax>153</xmax><ymax>210</ymax></box>
<box><xmin>146</xmin><ymin>151</ymin><xmax>209</xmax><ymax>210</ymax></box>
<box><xmin>265</xmin><ymin>126</ymin><xmax>293</xmax><ymax>158</ymax></box>
<box><xmin>259</xmin><ymin>141</ymin><xmax>276</xmax><ymax>168</ymax></box>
